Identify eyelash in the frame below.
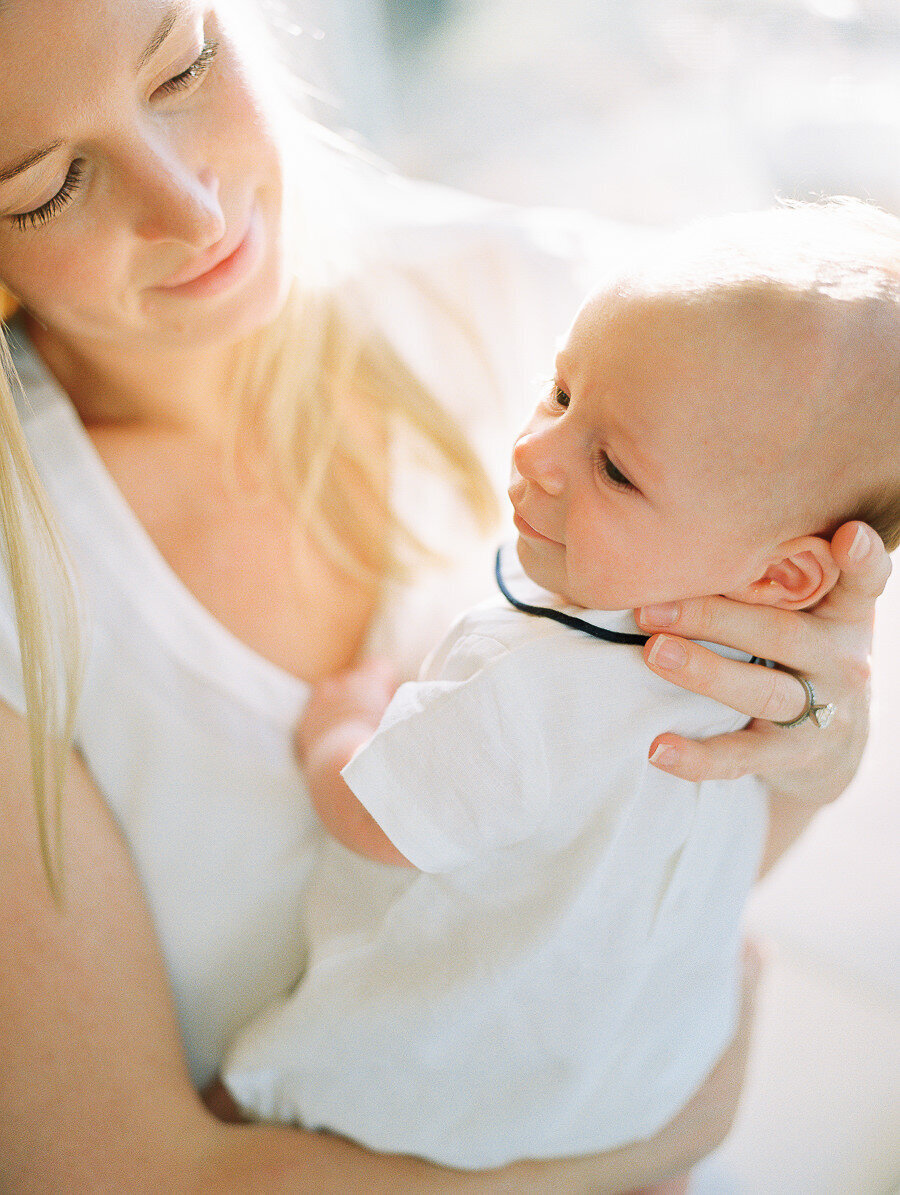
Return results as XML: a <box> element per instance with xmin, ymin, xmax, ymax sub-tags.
<box><xmin>547</xmin><ymin>382</ymin><xmax>634</xmax><ymax>491</ymax></box>
<box><xmin>9</xmin><ymin>40</ymin><xmax>219</xmax><ymax>232</ymax></box>
<box><xmin>11</xmin><ymin>160</ymin><xmax>85</xmax><ymax>232</ymax></box>
<box><xmin>597</xmin><ymin>451</ymin><xmax>633</xmax><ymax>490</ymax></box>
<box><xmin>155</xmin><ymin>39</ymin><xmax>219</xmax><ymax>97</ymax></box>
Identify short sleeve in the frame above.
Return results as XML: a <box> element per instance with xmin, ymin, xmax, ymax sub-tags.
<box><xmin>341</xmin><ymin>639</ymin><xmax>552</xmax><ymax>872</ymax></box>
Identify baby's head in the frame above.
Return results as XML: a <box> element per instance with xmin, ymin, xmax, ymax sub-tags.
<box><xmin>508</xmin><ymin>199</ymin><xmax>900</xmax><ymax>610</ymax></box>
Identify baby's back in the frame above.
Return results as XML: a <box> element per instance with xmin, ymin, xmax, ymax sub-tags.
<box><xmin>223</xmin><ymin>592</ymin><xmax>766</xmax><ymax>1167</ymax></box>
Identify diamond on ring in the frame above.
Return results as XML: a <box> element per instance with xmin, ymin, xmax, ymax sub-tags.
<box><xmin>810</xmin><ymin>701</ymin><xmax>835</xmax><ymax>729</ymax></box>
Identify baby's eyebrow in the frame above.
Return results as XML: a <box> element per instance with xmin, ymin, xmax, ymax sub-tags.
<box><xmin>554</xmin><ymin>349</ymin><xmax>572</xmax><ymax>379</ymax></box>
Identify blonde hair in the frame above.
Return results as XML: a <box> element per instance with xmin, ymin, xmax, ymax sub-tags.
<box><xmin>0</xmin><ymin>317</ymin><xmax>83</xmax><ymax>901</ymax></box>
<box><xmin>228</xmin><ymin>267</ymin><xmax>498</xmax><ymax>585</ymax></box>
<box><xmin>0</xmin><ymin>0</ymin><xmax>505</xmax><ymax>896</ymax></box>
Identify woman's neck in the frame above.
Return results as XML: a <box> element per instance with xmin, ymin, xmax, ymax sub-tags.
<box><xmin>26</xmin><ymin>316</ymin><xmax>239</xmax><ymax>445</ymax></box>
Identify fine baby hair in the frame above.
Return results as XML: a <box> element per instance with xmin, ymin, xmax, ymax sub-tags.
<box><xmin>615</xmin><ymin>198</ymin><xmax>900</xmax><ymax>553</ymax></box>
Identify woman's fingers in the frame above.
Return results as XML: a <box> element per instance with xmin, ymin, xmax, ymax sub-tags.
<box><xmin>636</xmin><ymin>522</ymin><xmax>887</xmax><ymax>805</ymax></box>
<box><xmin>636</xmin><ymin>523</ymin><xmax>889</xmax><ymax>665</ymax></box>
<box><xmin>648</xmin><ymin>727</ymin><xmax>788</xmax><ymax>783</ymax></box>
<box><xmin>643</xmin><ymin>635</ymin><xmax>812</xmax><ymax>724</ymax></box>
<box><xmin>818</xmin><ymin>522</ymin><xmax>892</xmax><ymax>624</ymax></box>
<box><xmin>638</xmin><ymin>597</ymin><xmax>820</xmax><ymax>676</ymax></box>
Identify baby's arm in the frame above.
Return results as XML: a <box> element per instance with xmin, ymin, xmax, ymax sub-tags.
<box><xmin>296</xmin><ymin>660</ymin><xmax>414</xmax><ymax>867</ymax></box>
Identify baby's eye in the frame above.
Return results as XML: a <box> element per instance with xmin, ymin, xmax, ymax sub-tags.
<box><xmin>549</xmin><ymin>384</ymin><xmax>570</xmax><ymax>409</ymax></box>
<box><xmin>598</xmin><ymin>451</ymin><xmax>634</xmax><ymax>490</ymax></box>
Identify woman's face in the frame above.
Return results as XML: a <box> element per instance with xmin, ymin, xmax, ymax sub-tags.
<box><xmin>0</xmin><ymin>0</ymin><xmax>287</xmax><ymax>351</ymax></box>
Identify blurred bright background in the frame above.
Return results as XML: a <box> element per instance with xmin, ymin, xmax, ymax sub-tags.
<box><xmin>267</xmin><ymin>3</ymin><xmax>900</xmax><ymax>1191</ymax></box>
<box><xmin>270</xmin><ymin>0</ymin><xmax>900</xmax><ymax>225</ymax></box>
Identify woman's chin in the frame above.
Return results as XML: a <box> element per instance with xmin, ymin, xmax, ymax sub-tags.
<box><xmin>139</xmin><ymin>259</ymin><xmax>289</xmax><ymax>350</ymax></box>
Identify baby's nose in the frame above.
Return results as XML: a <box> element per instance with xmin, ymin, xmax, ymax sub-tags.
<box><xmin>512</xmin><ymin>432</ymin><xmax>565</xmax><ymax>496</ymax></box>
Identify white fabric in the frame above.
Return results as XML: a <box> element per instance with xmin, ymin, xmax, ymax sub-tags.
<box><xmin>1</xmin><ymin>165</ymin><xmax>896</xmax><ymax>1182</ymax></box>
<box><xmin>3</xmin><ymin>321</ymin><xmax>318</xmax><ymax>1089</ymax></box>
<box><xmin>0</xmin><ymin>175</ymin><xmax>642</xmax><ymax>1090</ymax></box>
<box><xmin>222</xmin><ymin>549</ymin><xmax>767</xmax><ymax>1167</ymax></box>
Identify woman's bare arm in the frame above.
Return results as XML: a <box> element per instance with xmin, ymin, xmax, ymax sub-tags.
<box><xmin>0</xmin><ymin>699</ymin><xmax>217</xmax><ymax>1191</ymax></box>
<box><xmin>0</xmin><ymin>698</ymin><xmax>749</xmax><ymax>1193</ymax></box>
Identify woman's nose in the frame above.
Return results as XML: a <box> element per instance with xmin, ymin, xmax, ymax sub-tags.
<box><xmin>132</xmin><ymin>157</ymin><xmax>226</xmax><ymax>249</ymax></box>
<box><xmin>512</xmin><ymin>429</ymin><xmax>566</xmax><ymax>495</ymax></box>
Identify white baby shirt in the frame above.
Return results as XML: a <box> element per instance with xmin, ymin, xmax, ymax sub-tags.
<box><xmin>223</xmin><ymin>548</ymin><xmax>768</xmax><ymax>1167</ymax></box>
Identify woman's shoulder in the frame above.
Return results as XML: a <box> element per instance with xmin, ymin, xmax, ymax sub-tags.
<box><xmin>347</xmin><ymin>166</ymin><xmax>659</xmax><ymax>404</ymax></box>
<box><xmin>362</xmin><ymin>176</ymin><xmax>652</xmax><ymax>315</ymax></box>
<box><xmin>338</xmin><ymin>172</ymin><xmax>624</xmax><ymax>427</ymax></box>
<box><xmin>353</xmin><ymin>165</ymin><xmax>653</xmax><ymax>278</ymax></box>
<box><xmin>0</xmin><ymin>320</ymin><xmax>67</xmax><ymax>716</ymax></box>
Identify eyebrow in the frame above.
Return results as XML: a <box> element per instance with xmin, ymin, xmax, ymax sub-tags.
<box><xmin>0</xmin><ymin>5</ymin><xmax>181</xmax><ymax>186</ymax></box>
<box><xmin>0</xmin><ymin>142</ymin><xmax>64</xmax><ymax>184</ymax></box>
<box><xmin>137</xmin><ymin>4</ymin><xmax>181</xmax><ymax>70</ymax></box>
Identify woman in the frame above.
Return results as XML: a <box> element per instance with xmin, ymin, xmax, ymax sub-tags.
<box><xmin>0</xmin><ymin>1</ymin><xmax>890</xmax><ymax>1190</ymax></box>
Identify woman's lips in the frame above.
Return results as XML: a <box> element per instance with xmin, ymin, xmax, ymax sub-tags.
<box><xmin>153</xmin><ymin>207</ymin><xmax>263</xmax><ymax>299</ymax></box>
<box><xmin>513</xmin><ymin>509</ymin><xmax>561</xmax><ymax>545</ymax></box>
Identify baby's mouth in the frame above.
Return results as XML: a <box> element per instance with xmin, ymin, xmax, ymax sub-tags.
<box><xmin>513</xmin><ymin>509</ymin><xmax>561</xmax><ymax>546</ymax></box>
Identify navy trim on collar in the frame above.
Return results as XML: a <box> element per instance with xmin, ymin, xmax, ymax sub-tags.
<box><xmin>494</xmin><ymin>548</ymin><xmax>650</xmax><ymax>646</ymax></box>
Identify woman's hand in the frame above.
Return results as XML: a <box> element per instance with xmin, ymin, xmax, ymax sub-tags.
<box><xmin>635</xmin><ymin>521</ymin><xmax>890</xmax><ymax>834</ymax></box>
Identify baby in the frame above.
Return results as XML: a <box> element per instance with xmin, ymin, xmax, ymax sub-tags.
<box><xmin>222</xmin><ymin>201</ymin><xmax>900</xmax><ymax>1173</ymax></box>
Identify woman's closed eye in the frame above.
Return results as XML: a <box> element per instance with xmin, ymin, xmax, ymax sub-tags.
<box><xmin>10</xmin><ymin>160</ymin><xmax>85</xmax><ymax>232</ymax></box>
<box><xmin>154</xmin><ymin>39</ymin><xmax>219</xmax><ymax>99</ymax></box>
<box><xmin>6</xmin><ymin>41</ymin><xmax>219</xmax><ymax>233</ymax></box>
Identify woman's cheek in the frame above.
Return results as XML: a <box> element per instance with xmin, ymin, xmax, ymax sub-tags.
<box><xmin>226</xmin><ymin>89</ymin><xmax>282</xmax><ymax>187</ymax></box>
<box><xmin>4</xmin><ymin>240</ymin><xmax>121</xmax><ymax>325</ymax></box>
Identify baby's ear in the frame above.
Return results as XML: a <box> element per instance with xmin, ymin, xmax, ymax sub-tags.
<box><xmin>725</xmin><ymin>536</ymin><xmax>839</xmax><ymax>610</ymax></box>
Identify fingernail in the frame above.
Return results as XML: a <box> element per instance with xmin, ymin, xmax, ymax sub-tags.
<box><xmin>650</xmin><ymin>743</ymin><xmax>678</xmax><ymax>767</ymax></box>
<box><xmin>639</xmin><ymin>602</ymin><xmax>680</xmax><ymax>628</ymax></box>
<box><xmin>847</xmin><ymin>524</ymin><xmax>871</xmax><ymax>564</ymax></box>
<box><xmin>647</xmin><ymin>635</ymin><xmax>687</xmax><ymax>670</ymax></box>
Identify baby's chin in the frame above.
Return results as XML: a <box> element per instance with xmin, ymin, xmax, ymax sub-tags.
<box><xmin>514</xmin><ymin>541</ymin><xmax>637</xmax><ymax>611</ymax></box>
<box><xmin>515</xmin><ymin>540</ymin><xmax>710</xmax><ymax>612</ymax></box>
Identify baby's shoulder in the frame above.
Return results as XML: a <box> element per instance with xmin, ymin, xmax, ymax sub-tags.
<box><xmin>421</xmin><ymin>598</ymin><xmax>574</xmax><ymax>683</ymax></box>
